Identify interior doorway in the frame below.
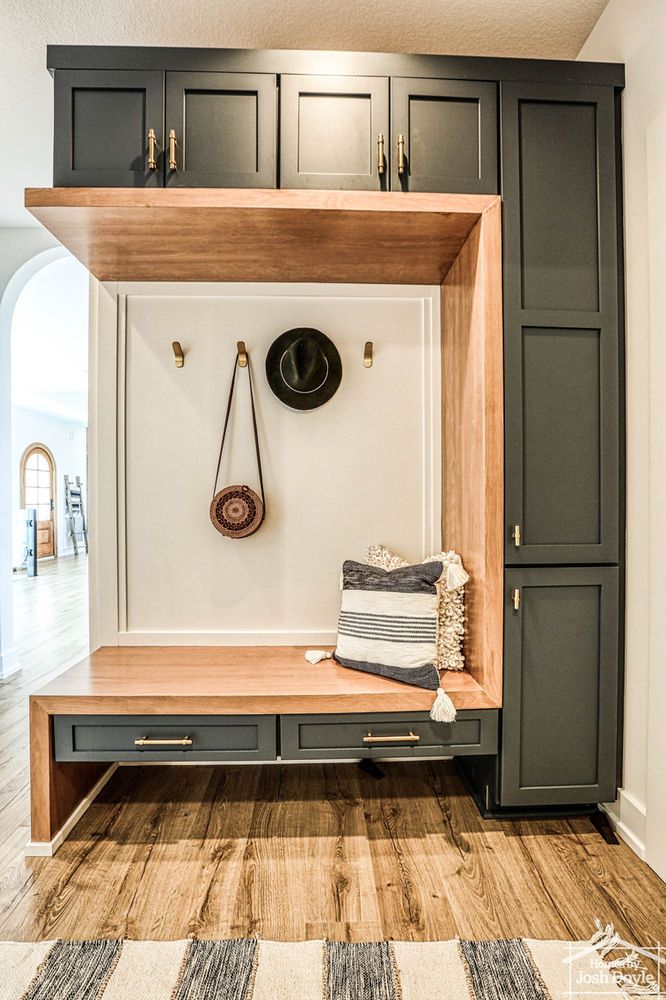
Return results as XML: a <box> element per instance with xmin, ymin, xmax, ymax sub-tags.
<box><xmin>20</xmin><ymin>443</ymin><xmax>57</xmax><ymax>558</ymax></box>
<box><xmin>6</xmin><ymin>253</ymin><xmax>90</xmax><ymax>679</ymax></box>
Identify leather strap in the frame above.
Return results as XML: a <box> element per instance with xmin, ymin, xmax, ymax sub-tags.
<box><xmin>212</xmin><ymin>352</ymin><xmax>265</xmax><ymax>509</ymax></box>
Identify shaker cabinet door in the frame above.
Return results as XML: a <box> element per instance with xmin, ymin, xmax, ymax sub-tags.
<box><xmin>502</xmin><ymin>83</ymin><xmax>620</xmax><ymax>564</ymax></box>
<box><xmin>54</xmin><ymin>70</ymin><xmax>165</xmax><ymax>187</ymax></box>
<box><xmin>165</xmin><ymin>72</ymin><xmax>277</xmax><ymax>188</ymax></box>
<box><xmin>390</xmin><ymin>78</ymin><xmax>498</xmax><ymax>193</ymax></box>
<box><xmin>501</xmin><ymin>567</ymin><xmax>619</xmax><ymax>807</ymax></box>
<box><xmin>279</xmin><ymin>75</ymin><xmax>389</xmax><ymax>190</ymax></box>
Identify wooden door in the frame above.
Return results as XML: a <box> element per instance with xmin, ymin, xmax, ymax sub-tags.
<box><xmin>390</xmin><ymin>78</ymin><xmax>497</xmax><ymax>193</ymax></box>
<box><xmin>21</xmin><ymin>446</ymin><xmax>56</xmax><ymax>559</ymax></box>
<box><xmin>501</xmin><ymin>82</ymin><xmax>620</xmax><ymax>565</ymax></box>
<box><xmin>501</xmin><ymin>567</ymin><xmax>619</xmax><ymax>807</ymax></box>
<box><xmin>165</xmin><ymin>72</ymin><xmax>277</xmax><ymax>188</ymax></box>
<box><xmin>53</xmin><ymin>69</ymin><xmax>164</xmax><ymax>186</ymax></box>
<box><xmin>279</xmin><ymin>75</ymin><xmax>389</xmax><ymax>190</ymax></box>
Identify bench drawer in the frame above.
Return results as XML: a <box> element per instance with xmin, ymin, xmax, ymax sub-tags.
<box><xmin>280</xmin><ymin>710</ymin><xmax>498</xmax><ymax>760</ymax></box>
<box><xmin>53</xmin><ymin>714</ymin><xmax>277</xmax><ymax>762</ymax></box>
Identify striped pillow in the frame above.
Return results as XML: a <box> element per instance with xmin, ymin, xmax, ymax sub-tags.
<box><xmin>334</xmin><ymin>560</ymin><xmax>443</xmax><ymax>690</ymax></box>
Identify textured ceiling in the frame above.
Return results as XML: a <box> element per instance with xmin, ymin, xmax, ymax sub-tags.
<box><xmin>1</xmin><ymin>0</ymin><xmax>609</xmax><ymax>227</ymax></box>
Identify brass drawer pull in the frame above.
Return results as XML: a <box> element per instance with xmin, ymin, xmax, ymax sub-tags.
<box><xmin>134</xmin><ymin>736</ymin><xmax>193</xmax><ymax>746</ymax></box>
<box><xmin>147</xmin><ymin>128</ymin><xmax>158</xmax><ymax>170</ymax></box>
<box><xmin>377</xmin><ymin>133</ymin><xmax>385</xmax><ymax>175</ymax></box>
<box><xmin>363</xmin><ymin>731</ymin><xmax>420</xmax><ymax>743</ymax></box>
<box><xmin>168</xmin><ymin>129</ymin><xmax>178</xmax><ymax>171</ymax></box>
<box><xmin>397</xmin><ymin>134</ymin><xmax>406</xmax><ymax>176</ymax></box>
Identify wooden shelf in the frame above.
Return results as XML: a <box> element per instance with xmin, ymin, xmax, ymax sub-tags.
<box><xmin>32</xmin><ymin>645</ymin><xmax>501</xmax><ymax>713</ymax></box>
<box><xmin>24</xmin><ymin>187</ymin><xmax>499</xmax><ymax>284</ymax></box>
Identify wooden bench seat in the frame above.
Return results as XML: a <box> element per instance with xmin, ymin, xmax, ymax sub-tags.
<box><xmin>28</xmin><ymin>646</ymin><xmax>500</xmax><ymax>855</ymax></box>
<box><xmin>32</xmin><ymin>645</ymin><xmax>499</xmax><ymax>714</ymax></box>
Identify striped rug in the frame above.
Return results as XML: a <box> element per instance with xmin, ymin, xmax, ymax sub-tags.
<box><xmin>0</xmin><ymin>937</ymin><xmax>633</xmax><ymax>999</ymax></box>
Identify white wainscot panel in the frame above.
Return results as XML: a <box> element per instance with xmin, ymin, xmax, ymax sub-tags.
<box><xmin>121</xmin><ymin>284</ymin><xmax>441</xmax><ymax>643</ymax></box>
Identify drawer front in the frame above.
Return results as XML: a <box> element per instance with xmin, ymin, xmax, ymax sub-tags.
<box><xmin>54</xmin><ymin>714</ymin><xmax>277</xmax><ymax>762</ymax></box>
<box><xmin>280</xmin><ymin>710</ymin><xmax>498</xmax><ymax>760</ymax></box>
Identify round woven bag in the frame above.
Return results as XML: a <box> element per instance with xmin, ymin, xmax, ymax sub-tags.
<box><xmin>209</xmin><ymin>484</ymin><xmax>264</xmax><ymax>538</ymax></box>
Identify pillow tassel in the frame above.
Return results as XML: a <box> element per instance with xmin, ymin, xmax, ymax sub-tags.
<box><xmin>445</xmin><ymin>560</ymin><xmax>469</xmax><ymax>591</ymax></box>
<box><xmin>305</xmin><ymin>650</ymin><xmax>333</xmax><ymax>664</ymax></box>
<box><xmin>430</xmin><ymin>686</ymin><xmax>457</xmax><ymax>723</ymax></box>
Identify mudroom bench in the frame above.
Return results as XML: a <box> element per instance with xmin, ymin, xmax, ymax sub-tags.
<box><xmin>28</xmin><ymin>645</ymin><xmax>499</xmax><ymax>855</ymax></box>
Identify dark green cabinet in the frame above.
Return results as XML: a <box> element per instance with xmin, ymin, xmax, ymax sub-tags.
<box><xmin>279</xmin><ymin>74</ymin><xmax>389</xmax><ymax>190</ymax></box>
<box><xmin>165</xmin><ymin>72</ymin><xmax>276</xmax><ymax>188</ymax></box>
<box><xmin>501</xmin><ymin>567</ymin><xmax>619</xmax><ymax>807</ymax></box>
<box><xmin>390</xmin><ymin>78</ymin><xmax>497</xmax><ymax>193</ymax></box>
<box><xmin>54</xmin><ymin>70</ymin><xmax>165</xmax><ymax>187</ymax></box>
<box><xmin>502</xmin><ymin>83</ymin><xmax>620</xmax><ymax>565</ymax></box>
<box><xmin>47</xmin><ymin>47</ymin><xmax>625</xmax><ymax>816</ymax></box>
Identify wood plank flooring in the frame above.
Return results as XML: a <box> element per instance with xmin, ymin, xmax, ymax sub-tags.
<box><xmin>1</xmin><ymin>556</ymin><xmax>665</xmax><ymax>943</ymax></box>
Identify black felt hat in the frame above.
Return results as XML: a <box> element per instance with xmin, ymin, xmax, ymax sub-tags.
<box><xmin>265</xmin><ymin>328</ymin><xmax>342</xmax><ymax>411</ymax></box>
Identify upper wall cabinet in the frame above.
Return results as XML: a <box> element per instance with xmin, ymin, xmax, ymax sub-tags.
<box><xmin>54</xmin><ymin>70</ymin><xmax>165</xmax><ymax>186</ymax></box>
<box><xmin>165</xmin><ymin>72</ymin><xmax>277</xmax><ymax>188</ymax></box>
<box><xmin>501</xmin><ymin>83</ymin><xmax>620</xmax><ymax>565</ymax></box>
<box><xmin>279</xmin><ymin>75</ymin><xmax>389</xmax><ymax>190</ymax></box>
<box><xmin>390</xmin><ymin>79</ymin><xmax>498</xmax><ymax>193</ymax></box>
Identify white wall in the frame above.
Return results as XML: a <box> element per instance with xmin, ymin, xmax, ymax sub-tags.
<box><xmin>579</xmin><ymin>0</ymin><xmax>666</xmax><ymax>879</ymax></box>
<box><xmin>96</xmin><ymin>282</ymin><xmax>441</xmax><ymax>646</ymax></box>
<box><xmin>11</xmin><ymin>406</ymin><xmax>87</xmax><ymax>566</ymax></box>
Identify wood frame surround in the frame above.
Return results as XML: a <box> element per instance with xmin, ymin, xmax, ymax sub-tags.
<box><xmin>26</xmin><ymin>188</ymin><xmax>503</xmax><ymax>851</ymax></box>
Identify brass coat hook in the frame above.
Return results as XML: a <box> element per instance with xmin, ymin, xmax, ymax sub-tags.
<box><xmin>172</xmin><ymin>341</ymin><xmax>184</xmax><ymax>368</ymax></box>
<box><xmin>364</xmin><ymin>342</ymin><xmax>373</xmax><ymax>368</ymax></box>
<box><xmin>237</xmin><ymin>341</ymin><xmax>248</xmax><ymax>367</ymax></box>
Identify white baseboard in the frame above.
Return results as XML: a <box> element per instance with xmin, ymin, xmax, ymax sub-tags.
<box><xmin>0</xmin><ymin>645</ymin><xmax>20</xmax><ymax>680</ymax></box>
<box><xmin>117</xmin><ymin>631</ymin><xmax>338</xmax><ymax>646</ymax></box>
<box><xmin>25</xmin><ymin>763</ymin><xmax>118</xmax><ymax>857</ymax></box>
<box><xmin>602</xmin><ymin>789</ymin><xmax>647</xmax><ymax>860</ymax></box>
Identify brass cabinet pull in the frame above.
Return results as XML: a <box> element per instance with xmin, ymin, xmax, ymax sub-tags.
<box><xmin>363</xmin><ymin>731</ymin><xmax>420</xmax><ymax>743</ymax></box>
<box><xmin>168</xmin><ymin>129</ymin><xmax>178</xmax><ymax>171</ymax></box>
<box><xmin>134</xmin><ymin>736</ymin><xmax>193</xmax><ymax>746</ymax></box>
<box><xmin>512</xmin><ymin>588</ymin><xmax>521</xmax><ymax>612</ymax></box>
<box><xmin>377</xmin><ymin>133</ymin><xmax>385</xmax><ymax>175</ymax></box>
<box><xmin>397</xmin><ymin>134</ymin><xmax>406</xmax><ymax>176</ymax></box>
<box><xmin>147</xmin><ymin>128</ymin><xmax>159</xmax><ymax>170</ymax></box>
<box><xmin>512</xmin><ymin>524</ymin><xmax>521</xmax><ymax>547</ymax></box>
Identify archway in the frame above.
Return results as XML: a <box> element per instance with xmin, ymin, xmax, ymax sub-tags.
<box><xmin>0</xmin><ymin>249</ymin><xmax>88</xmax><ymax>677</ymax></box>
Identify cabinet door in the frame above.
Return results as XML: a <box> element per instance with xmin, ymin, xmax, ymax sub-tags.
<box><xmin>280</xmin><ymin>75</ymin><xmax>389</xmax><ymax>190</ymax></box>
<box><xmin>391</xmin><ymin>78</ymin><xmax>497</xmax><ymax>193</ymax></box>
<box><xmin>502</xmin><ymin>83</ymin><xmax>620</xmax><ymax>564</ymax></box>
<box><xmin>54</xmin><ymin>70</ymin><xmax>164</xmax><ymax>186</ymax></box>
<box><xmin>502</xmin><ymin>567</ymin><xmax>619</xmax><ymax>807</ymax></box>
<box><xmin>165</xmin><ymin>72</ymin><xmax>276</xmax><ymax>188</ymax></box>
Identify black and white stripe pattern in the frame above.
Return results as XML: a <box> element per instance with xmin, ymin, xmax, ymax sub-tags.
<box><xmin>334</xmin><ymin>560</ymin><xmax>443</xmax><ymax>690</ymax></box>
<box><xmin>0</xmin><ymin>937</ymin><xmax>629</xmax><ymax>999</ymax></box>
<box><xmin>338</xmin><ymin>611</ymin><xmax>437</xmax><ymax>643</ymax></box>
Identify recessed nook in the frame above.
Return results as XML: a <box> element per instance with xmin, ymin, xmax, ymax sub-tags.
<box><xmin>25</xmin><ymin>186</ymin><xmax>503</xmax><ymax>850</ymax></box>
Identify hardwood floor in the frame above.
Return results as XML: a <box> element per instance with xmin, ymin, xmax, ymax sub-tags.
<box><xmin>1</xmin><ymin>555</ymin><xmax>665</xmax><ymax>943</ymax></box>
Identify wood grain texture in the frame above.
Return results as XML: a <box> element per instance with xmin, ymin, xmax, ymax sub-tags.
<box><xmin>2</xmin><ymin>558</ymin><xmax>89</xmax><ymax>852</ymax></box>
<box><xmin>29</xmin><ymin>699</ymin><xmax>109</xmax><ymax>842</ymax></box>
<box><xmin>441</xmin><ymin>199</ymin><xmax>504</xmax><ymax>704</ymax></box>
<box><xmin>4</xmin><ymin>560</ymin><xmax>665</xmax><ymax>944</ymax></box>
<box><xmin>23</xmin><ymin>188</ymin><xmax>498</xmax><ymax>284</ymax></box>
<box><xmin>31</xmin><ymin>646</ymin><xmax>499</xmax><ymax>715</ymax></box>
<box><xmin>3</xmin><ymin>762</ymin><xmax>666</xmax><ymax>944</ymax></box>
